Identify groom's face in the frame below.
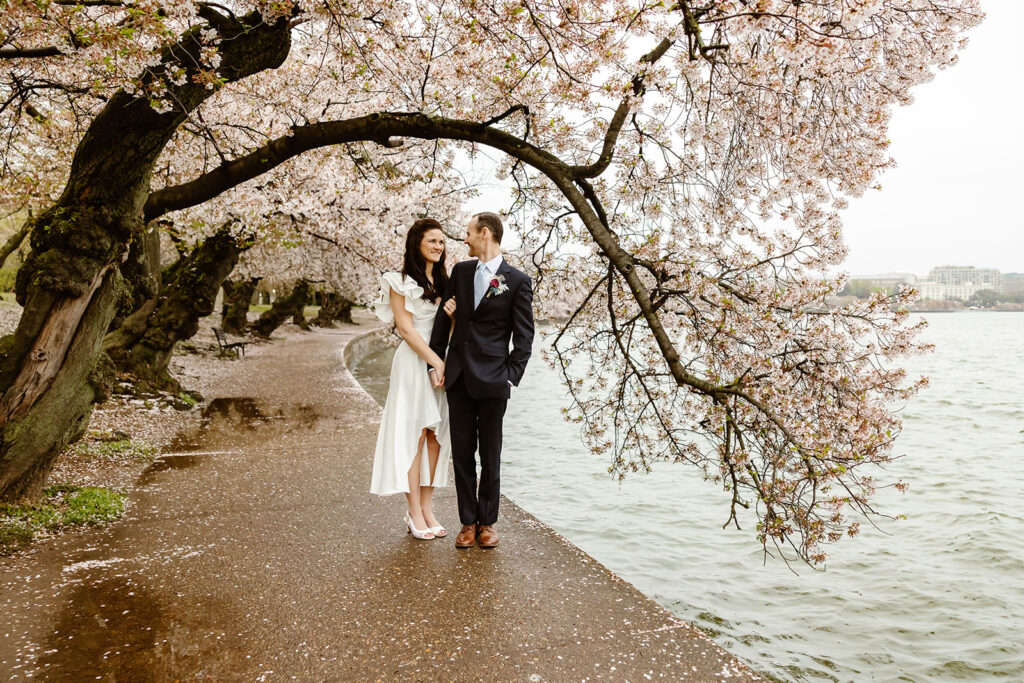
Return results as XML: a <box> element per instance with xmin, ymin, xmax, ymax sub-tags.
<box><xmin>464</xmin><ymin>218</ymin><xmax>488</xmax><ymax>258</ymax></box>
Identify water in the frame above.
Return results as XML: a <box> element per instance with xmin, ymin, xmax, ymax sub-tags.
<box><xmin>352</xmin><ymin>312</ymin><xmax>1024</xmax><ymax>681</ymax></box>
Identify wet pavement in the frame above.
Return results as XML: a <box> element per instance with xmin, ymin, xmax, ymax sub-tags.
<box><xmin>0</xmin><ymin>316</ymin><xmax>759</xmax><ymax>681</ymax></box>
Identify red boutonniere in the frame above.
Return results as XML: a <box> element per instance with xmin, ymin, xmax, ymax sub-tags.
<box><xmin>485</xmin><ymin>274</ymin><xmax>509</xmax><ymax>298</ymax></box>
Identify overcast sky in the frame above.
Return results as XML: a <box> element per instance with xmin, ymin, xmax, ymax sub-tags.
<box><xmin>840</xmin><ymin>0</ymin><xmax>1023</xmax><ymax>277</ymax></box>
<box><xmin>464</xmin><ymin>0</ymin><xmax>1022</xmax><ymax>277</ymax></box>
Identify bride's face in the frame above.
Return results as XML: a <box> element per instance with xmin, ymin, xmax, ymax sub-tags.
<box><xmin>420</xmin><ymin>228</ymin><xmax>445</xmax><ymax>264</ymax></box>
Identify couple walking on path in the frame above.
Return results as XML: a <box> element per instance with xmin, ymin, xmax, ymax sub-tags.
<box><xmin>369</xmin><ymin>212</ymin><xmax>534</xmax><ymax>550</ymax></box>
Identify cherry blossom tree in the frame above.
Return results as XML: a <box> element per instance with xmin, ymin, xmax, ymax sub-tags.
<box><xmin>0</xmin><ymin>0</ymin><xmax>982</xmax><ymax>566</ymax></box>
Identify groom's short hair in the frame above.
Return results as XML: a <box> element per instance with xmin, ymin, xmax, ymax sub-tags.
<box><xmin>473</xmin><ymin>212</ymin><xmax>503</xmax><ymax>245</ymax></box>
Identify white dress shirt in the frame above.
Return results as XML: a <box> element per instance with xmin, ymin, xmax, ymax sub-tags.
<box><xmin>473</xmin><ymin>254</ymin><xmax>504</xmax><ymax>308</ymax></box>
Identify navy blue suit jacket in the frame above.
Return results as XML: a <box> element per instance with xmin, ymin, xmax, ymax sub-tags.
<box><xmin>429</xmin><ymin>258</ymin><xmax>534</xmax><ymax>399</ymax></box>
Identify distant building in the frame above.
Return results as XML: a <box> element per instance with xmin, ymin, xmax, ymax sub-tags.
<box><xmin>844</xmin><ymin>272</ymin><xmax>916</xmax><ymax>298</ymax></box>
<box><xmin>1003</xmin><ymin>273</ymin><xmax>1024</xmax><ymax>297</ymax></box>
<box><xmin>915</xmin><ymin>281</ymin><xmax>970</xmax><ymax>300</ymax></box>
<box><xmin>851</xmin><ymin>272</ymin><xmax>917</xmax><ymax>289</ymax></box>
<box><xmin>847</xmin><ymin>266</ymin><xmax>1019</xmax><ymax>301</ymax></box>
<box><xmin>927</xmin><ymin>265</ymin><xmax>1001</xmax><ymax>289</ymax></box>
<box><xmin>917</xmin><ymin>265</ymin><xmax>1002</xmax><ymax>301</ymax></box>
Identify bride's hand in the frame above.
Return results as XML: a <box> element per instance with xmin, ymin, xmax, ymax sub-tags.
<box><xmin>443</xmin><ymin>298</ymin><xmax>456</xmax><ymax>318</ymax></box>
<box><xmin>431</xmin><ymin>362</ymin><xmax>445</xmax><ymax>388</ymax></box>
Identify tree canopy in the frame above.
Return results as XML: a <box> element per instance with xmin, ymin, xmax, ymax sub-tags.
<box><xmin>1</xmin><ymin>0</ymin><xmax>982</xmax><ymax>565</ymax></box>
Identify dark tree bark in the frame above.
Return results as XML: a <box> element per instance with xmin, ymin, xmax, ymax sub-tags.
<box><xmin>0</xmin><ymin>8</ymin><xmax>293</xmax><ymax>502</ymax></box>
<box><xmin>291</xmin><ymin>299</ymin><xmax>311</xmax><ymax>331</ymax></box>
<box><xmin>105</xmin><ymin>227</ymin><xmax>247</xmax><ymax>391</ymax></box>
<box><xmin>336</xmin><ymin>298</ymin><xmax>354</xmax><ymax>325</ymax></box>
<box><xmin>221</xmin><ymin>277</ymin><xmax>260</xmax><ymax>335</ymax></box>
<box><xmin>107</xmin><ymin>226</ymin><xmax>162</xmax><ymax>336</ymax></box>
<box><xmin>312</xmin><ymin>292</ymin><xmax>354</xmax><ymax>327</ymax></box>
<box><xmin>250</xmin><ymin>281</ymin><xmax>311</xmax><ymax>338</ymax></box>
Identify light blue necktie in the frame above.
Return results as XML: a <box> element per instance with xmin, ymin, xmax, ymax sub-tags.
<box><xmin>474</xmin><ymin>262</ymin><xmax>488</xmax><ymax>309</ymax></box>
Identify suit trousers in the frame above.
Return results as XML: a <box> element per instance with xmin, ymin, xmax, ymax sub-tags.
<box><xmin>445</xmin><ymin>374</ymin><xmax>507</xmax><ymax>526</ymax></box>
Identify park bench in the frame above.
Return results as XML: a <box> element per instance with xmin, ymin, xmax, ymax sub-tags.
<box><xmin>212</xmin><ymin>327</ymin><xmax>249</xmax><ymax>359</ymax></box>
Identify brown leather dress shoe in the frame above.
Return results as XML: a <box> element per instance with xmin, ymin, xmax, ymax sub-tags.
<box><xmin>455</xmin><ymin>524</ymin><xmax>477</xmax><ymax>549</ymax></box>
<box><xmin>477</xmin><ymin>524</ymin><xmax>499</xmax><ymax>548</ymax></box>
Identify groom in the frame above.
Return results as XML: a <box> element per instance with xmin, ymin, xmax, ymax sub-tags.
<box><xmin>428</xmin><ymin>212</ymin><xmax>534</xmax><ymax>549</ymax></box>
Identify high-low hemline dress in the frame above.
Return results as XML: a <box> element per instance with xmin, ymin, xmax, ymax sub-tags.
<box><xmin>369</xmin><ymin>272</ymin><xmax>451</xmax><ymax>495</ymax></box>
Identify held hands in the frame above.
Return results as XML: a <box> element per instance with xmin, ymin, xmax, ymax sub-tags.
<box><xmin>431</xmin><ymin>299</ymin><xmax>454</xmax><ymax>388</ymax></box>
<box><xmin>430</xmin><ymin>361</ymin><xmax>445</xmax><ymax>388</ymax></box>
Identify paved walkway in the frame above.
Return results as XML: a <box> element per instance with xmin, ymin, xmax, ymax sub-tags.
<box><xmin>0</xmin><ymin>320</ymin><xmax>759</xmax><ymax>681</ymax></box>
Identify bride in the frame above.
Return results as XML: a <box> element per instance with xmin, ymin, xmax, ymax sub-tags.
<box><xmin>369</xmin><ymin>217</ymin><xmax>455</xmax><ymax>540</ymax></box>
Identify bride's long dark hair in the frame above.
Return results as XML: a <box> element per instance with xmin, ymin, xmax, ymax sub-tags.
<box><xmin>402</xmin><ymin>217</ymin><xmax>449</xmax><ymax>302</ymax></box>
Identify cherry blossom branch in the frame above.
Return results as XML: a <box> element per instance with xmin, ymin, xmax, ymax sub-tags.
<box><xmin>144</xmin><ymin>112</ymin><xmax>566</xmax><ymax>220</ymax></box>
<box><xmin>570</xmin><ymin>36</ymin><xmax>674</xmax><ymax>179</ymax></box>
<box><xmin>479</xmin><ymin>104</ymin><xmax>531</xmax><ymax>138</ymax></box>
<box><xmin>145</xmin><ymin>110</ymin><xmax>763</xmax><ymax>405</ymax></box>
<box><xmin>0</xmin><ymin>47</ymin><xmax>66</xmax><ymax>60</ymax></box>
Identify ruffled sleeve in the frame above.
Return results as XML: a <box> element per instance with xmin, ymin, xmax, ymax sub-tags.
<box><xmin>372</xmin><ymin>272</ymin><xmax>424</xmax><ymax>323</ymax></box>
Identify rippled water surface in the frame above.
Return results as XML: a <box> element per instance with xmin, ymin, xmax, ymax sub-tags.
<box><xmin>353</xmin><ymin>313</ymin><xmax>1024</xmax><ymax>681</ymax></box>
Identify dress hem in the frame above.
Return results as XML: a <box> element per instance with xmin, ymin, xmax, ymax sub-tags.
<box><xmin>369</xmin><ymin>417</ymin><xmax>450</xmax><ymax>496</ymax></box>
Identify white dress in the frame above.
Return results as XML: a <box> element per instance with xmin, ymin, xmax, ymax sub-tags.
<box><xmin>369</xmin><ymin>273</ymin><xmax>451</xmax><ymax>495</ymax></box>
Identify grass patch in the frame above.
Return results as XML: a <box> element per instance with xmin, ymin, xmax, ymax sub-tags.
<box><xmin>248</xmin><ymin>304</ymin><xmax>320</xmax><ymax>316</ymax></box>
<box><xmin>0</xmin><ymin>521</ymin><xmax>33</xmax><ymax>554</ymax></box>
<box><xmin>0</xmin><ymin>486</ymin><xmax>127</xmax><ymax>555</ymax></box>
<box><xmin>176</xmin><ymin>391</ymin><xmax>199</xmax><ymax>407</ymax></box>
<box><xmin>72</xmin><ymin>437</ymin><xmax>157</xmax><ymax>463</ymax></box>
<box><xmin>60</xmin><ymin>487</ymin><xmax>126</xmax><ymax>525</ymax></box>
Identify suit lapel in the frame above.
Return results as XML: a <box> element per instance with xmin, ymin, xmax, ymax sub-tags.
<box><xmin>473</xmin><ymin>260</ymin><xmax>511</xmax><ymax>317</ymax></box>
<box><xmin>460</xmin><ymin>259</ymin><xmax>477</xmax><ymax>313</ymax></box>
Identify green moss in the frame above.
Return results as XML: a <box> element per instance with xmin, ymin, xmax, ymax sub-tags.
<box><xmin>31</xmin><ymin>249</ymin><xmax>106</xmax><ymax>297</ymax></box>
<box><xmin>0</xmin><ymin>485</ymin><xmax>126</xmax><ymax>555</ymax></box>
<box><xmin>72</xmin><ymin>437</ymin><xmax>157</xmax><ymax>463</ymax></box>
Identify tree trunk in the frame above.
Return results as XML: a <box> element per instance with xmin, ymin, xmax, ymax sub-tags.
<box><xmin>105</xmin><ymin>227</ymin><xmax>247</xmax><ymax>391</ymax></box>
<box><xmin>292</xmin><ymin>300</ymin><xmax>311</xmax><ymax>331</ymax></box>
<box><xmin>312</xmin><ymin>292</ymin><xmax>355</xmax><ymax>327</ymax></box>
<box><xmin>337</xmin><ymin>298</ymin><xmax>354</xmax><ymax>325</ymax></box>
<box><xmin>0</xmin><ymin>9</ymin><xmax>293</xmax><ymax>502</ymax></box>
<box><xmin>221</xmin><ymin>277</ymin><xmax>260</xmax><ymax>335</ymax></box>
<box><xmin>0</xmin><ymin>220</ymin><xmax>31</xmax><ymax>270</ymax></box>
<box><xmin>0</xmin><ymin>269</ymin><xmax>122</xmax><ymax>501</ymax></box>
<box><xmin>250</xmin><ymin>281</ymin><xmax>311</xmax><ymax>338</ymax></box>
<box><xmin>107</xmin><ymin>226</ymin><xmax>162</xmax><ymax>335</ymax></box>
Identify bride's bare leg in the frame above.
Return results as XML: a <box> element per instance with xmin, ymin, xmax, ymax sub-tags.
<box><xmin>406</xmin><ymin>432</ymin><xmax>430</xmax><ymax>532</ymax></box>
<box><xmin>420</xmin><ymin>429</ymin><xmax>443</xmax><ymax>529</ymax></box>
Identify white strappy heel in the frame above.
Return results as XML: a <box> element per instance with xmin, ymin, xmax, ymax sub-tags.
<box><xmin>404</xmin><ymin>514</ymin><xmax>435</xmax><ymax>540</ymax></box>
